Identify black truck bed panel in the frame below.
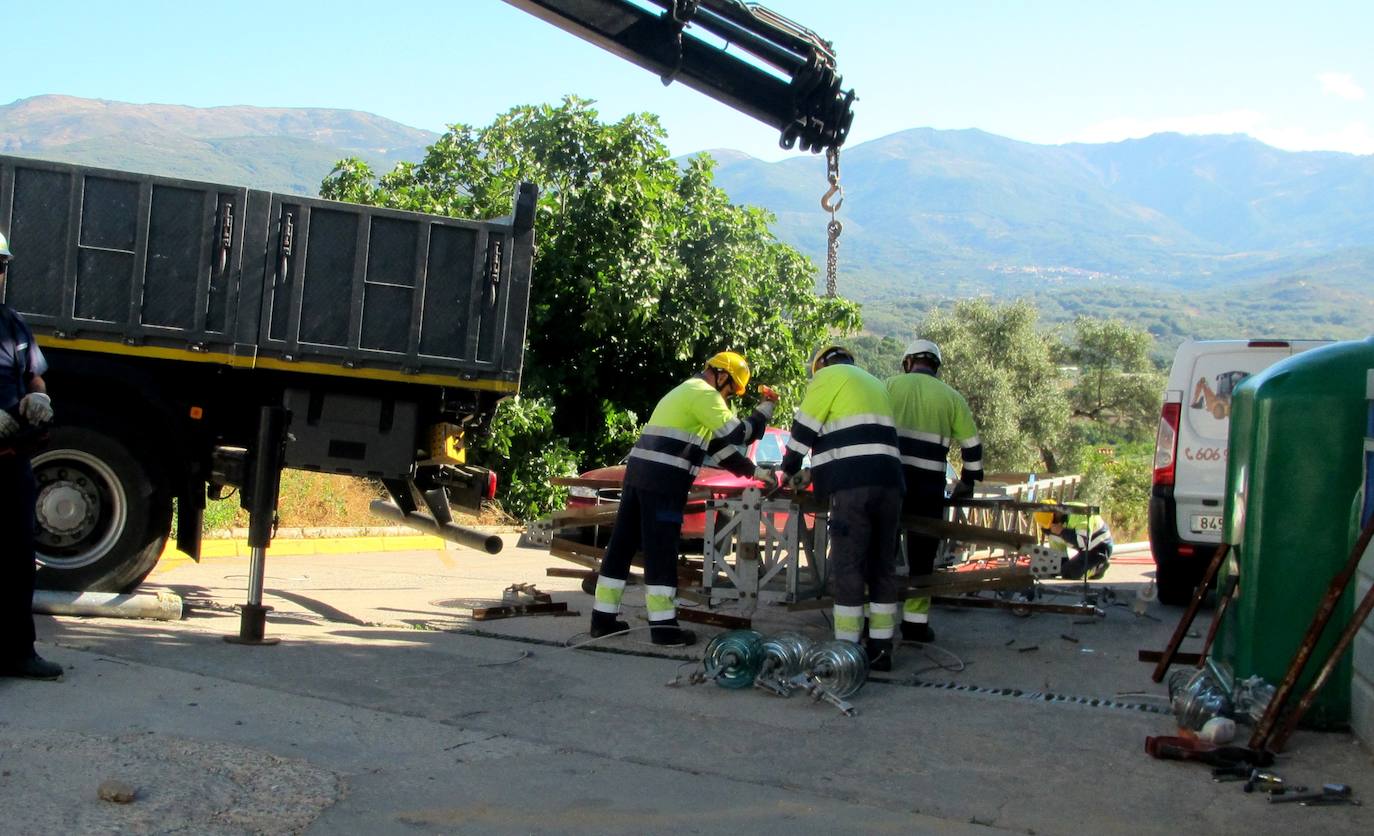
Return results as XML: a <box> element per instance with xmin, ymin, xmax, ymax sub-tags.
<box><xmin>0</xmin><ymin>155</ymin><xmax>534</xmax><ymax>392</ymax></box>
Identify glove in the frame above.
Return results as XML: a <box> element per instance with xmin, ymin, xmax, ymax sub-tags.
<box><xmin>19</xmin><ymin>392</ymin><xmax>53</xmax><ymax>426</ymax></box>
<box><xmin>758</xmin><ymin>385</ymin><xmax>780</xmax><ymax>403</ymax></box>
<box><xmin>951</xmin><ymin>480</ymin><xmax>975</xmax><ymax>500</ymax></box>
<box><xmin>0</xmin><ymin>410</ymin><xmax>18</xmax><ymax>439</ymax></box>
<box><xmin>752</xmin><ymin>466</ymin><xmax>780</xmax><ymax>489</ymax></box>
<box><xmin>788</xmin><ymin>468</ymin><xmax>812</xmax><ymax>490</ymax></box>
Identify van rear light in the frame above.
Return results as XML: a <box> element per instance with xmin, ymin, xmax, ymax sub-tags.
<box><xmin>1178</xmin><ymin>545</ymin><xmax>1195</xmax><ymax>556</ymax></box>
<box><xmin>1153</xmin><ymin>402</ymin><xmax>1181</xmax><ymax>487</ymax></box>
<box><xmin>1247</xmin><ymin>340</ymin><xmax>1290</xmax><ymax>348</ymax></box>
<box><xmin>485</xmin><ymin>469</ymin><xmax>498</xmax><ymax>500</ymax></box>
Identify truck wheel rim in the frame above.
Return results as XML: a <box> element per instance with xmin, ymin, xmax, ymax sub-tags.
<box><xmin>31</xmin><ymin>449</ymin><xmax>128</xmax><ymax>570</ymax></box>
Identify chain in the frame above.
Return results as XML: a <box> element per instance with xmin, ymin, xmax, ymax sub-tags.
<box><xmin>821</xmin><ymin>146</ymin><xmax>844</xmax><ymax>298</ymax></box>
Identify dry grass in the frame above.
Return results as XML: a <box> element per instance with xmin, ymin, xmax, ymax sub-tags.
<box><xmin>200</xmin><ymin>470</ymin><xmax>510</xmax><ymax>532</ymax></box>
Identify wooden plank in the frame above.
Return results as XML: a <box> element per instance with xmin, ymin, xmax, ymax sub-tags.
<box><xmin>549</xmin><ymin>505</ymin><xmax>621</xmax><ymax>526</ymax></box>
<box><xmin>906</xmin><ymin>576</ymin><xmax>1033</xmax><ymax>597</ymax></box>
<box><xmin>676</xmin><ymin>608</ymin><xmax>752</xmax><ymax>629</ymax></box>
<box><xmin>471</xmin><ymin>602</ymin><xmax>571</xmax><ymax>620</ymax></box>
<box><xmin>902</xmin><ymin>516</ymin><xmax>1036</xmax><ymax>550</ymax></box>
<box><xmin>931</xmin><ymin>596</ymin><xmax>1100</xmax><ymax>617</ymax></box>
<box><xmin>546</xmin><ymin>566</ymin><xmax>596</xmax><ymax>580</ymax></box>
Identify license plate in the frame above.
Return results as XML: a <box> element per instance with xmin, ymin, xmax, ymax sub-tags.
<box><xmin>1190</xmin><ymin>514</ymin><xmax>1224</xmax><ymax>533</ymax></box>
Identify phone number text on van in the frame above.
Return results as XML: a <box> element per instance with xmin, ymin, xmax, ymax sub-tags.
<box><xmin>1183</xmin><ymin>446</ymin><xmax>1227</xmax><ymax>461</ymax></box>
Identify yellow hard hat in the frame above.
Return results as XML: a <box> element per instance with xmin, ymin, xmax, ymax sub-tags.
<box><xmin>705</xmin><ymin>351</ymin><xmax>750</xmax><ymax>396</ymax></box>
<box><xmin>810</xmin><ymin>344</ymin><xmax>853</xmax><ymax>376</ymax></box>
<box><xmin>1032</xmin><ymin>498</ymin><xmax>1063</xmax><ymax>530</ymax></box>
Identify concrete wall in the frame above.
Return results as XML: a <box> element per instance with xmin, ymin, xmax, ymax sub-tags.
<box><xmin>1353</xmin><ymin>369</ymin><xmax>1373</xmax><ymax>748</ymax></box>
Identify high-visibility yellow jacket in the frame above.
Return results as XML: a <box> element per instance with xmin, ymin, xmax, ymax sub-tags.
<box><xmin>782</xmin><ymin>364</ymin><xmax>903</xmax><ymax>497</ymax></box>
<box><xmin>623</xmin><ymin>377</ymin><xmax>770</xmax><ymax>497</ymax></box>
<box><xmin>884</xmin><ymin>369</ymin><xmax>983</xmax><ymax>490</ymax></box>
<box><xmin>1043</xmin><ymin>505</ymin><xmax>1113</xmax><ymax>554</ymax></box>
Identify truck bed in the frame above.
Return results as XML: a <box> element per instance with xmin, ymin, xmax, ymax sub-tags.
<box><xmin>0</xmin><ymin>154</ymin><xmax>536</xmax><ymax>394</ymax></box>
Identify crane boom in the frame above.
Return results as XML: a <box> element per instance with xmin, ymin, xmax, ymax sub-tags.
<box><xmin>502</xmin><ymin>0</ymin><xmax>854</xmax><ymax>153</ymax></box>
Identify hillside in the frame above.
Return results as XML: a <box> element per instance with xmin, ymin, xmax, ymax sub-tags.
<box><xmin>4</xmin><ymin>95</ymin><xmax>1369</xmax><ymax>349</ymax></box>
<box><xmin>0</xmin><ymin>95</ymin><xmax>436</xmax><ymax>194</ymax></box>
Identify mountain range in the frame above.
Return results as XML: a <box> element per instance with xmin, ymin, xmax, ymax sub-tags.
<box><xmin>3</xmin><ymin>94</ymin><xmax>1370</xmax><ymax>348</ymax></box>
<box><xmin>0</xmin><ymin>95</ymin><xmax>435</xmax><ymax>194</ymax></box>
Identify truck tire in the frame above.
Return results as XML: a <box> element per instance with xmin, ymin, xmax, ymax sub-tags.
<box><xmin>31</xmin><ymin>424</ymin><xmax>173</xmax><ymax>593</ymax></box>
<box><xmin>1154</xmin><ymin>549</ymin><xmax>1204</xmax><ymax>606</ymax></box>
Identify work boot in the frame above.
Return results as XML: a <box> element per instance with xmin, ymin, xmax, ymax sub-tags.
<box><xmin>865</xmin><ymin>638</ymin><xmax>893</xmax><ymax>673</ymax></box>
<box><xmin>650</xmin><ymin>624</ymin><xmax>697</xmax><ymax>647</ymax></box>
<box><xmin>0</xmin><ymin>654</ymin><xmax>63</xmax><ymax>680</ymax></box>
<box><xmin>589</xmin><ymin>612</ymin><xmax>630</xmax><ymax>639</ymax></box>
<box><xmin>901</xmin><ymin>622</ymin><xmax>935</xmax><ymax>644</ymax></box>
<box><xmin>1088</xmin><ymin>556</ymin><xmax>1111</xmax><ymax>581</ymax></box>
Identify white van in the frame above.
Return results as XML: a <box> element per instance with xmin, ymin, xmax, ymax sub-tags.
<box><xmin>1149</xmin><ymin>338</ymin><xmax>1330</xmax><ymax>604</ymax></box>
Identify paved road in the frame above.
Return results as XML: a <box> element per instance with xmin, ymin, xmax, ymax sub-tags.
<box><xmin>3</xmin><ymin>538</ymin><xmax>1370</xmax><ymax>834</ymax></box>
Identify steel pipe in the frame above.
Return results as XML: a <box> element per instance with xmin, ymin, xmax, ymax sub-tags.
<box><xmin>33</xmin><ymin>590</ymin><xmax>183</xmax><ymax>621</ymax></box>
<box><xmin>369</xmin><ymin>500</ymin><xmax>503</xmax><ymax>554</ymax></box>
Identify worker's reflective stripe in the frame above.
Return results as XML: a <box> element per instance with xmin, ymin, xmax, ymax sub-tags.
<box><xmin>821</xmin><ymin>412</ymin><xmax>895</xmax><ymax>434</ymax></box>
<box><xmin>834</xmin><ymin>604</ymin><xmax>865</xmax><ymax>642</ymax></box>
<box><xmin>903</xmin><ymin>598</ymin><xmax>931</xmax><ymax>621</ymax></box>
<box><xmin>960</xmin><ymin>435</ymin><xmax>984</xmax><ymax>476</ymax></box>
<box><xmin>812</xmin><ymin>442</ymin><xmax>902</xmax><ymax>467</ymax></box>
<box><xmin>793</xmin><ymin>411</ymin><xmax>822</xmax><ymax>434</ymax></box>
<box><xmin>900</xmin><ymin>455</ymin><xmax>948</xmax><ymax>473</ymax></box>
<box><xmin>645</xmin><ymin>424</ymin><xmax>706</xmax><ymax>445</ymax></box>
<box><xmin>869</xmin><ymin>602</ymin><xmax>898</xmax><ymax>640</ymax></box>
<box><xmin>627</xmin><ymin>447</ymin><xmax>698</xmax><ymax>473</ymax></box>
<box><xmin>712</xmin><ymin>417</ymin><xmax>743</xmax><ymax>440</ymax></box>
<box><xmin>898</xmin><ymin>428</ymin><xmax>947</xmax><ymax>445</ymax></box>
<box><xmin>1086</xmin><ymin>527</ymin><xmax>1111</xmax><ymax>549</ymax></box>
<box><xmin>645</xmin><ymin>585</ymin><xmax>677</xmax><ymax>621</ymax></box>
<box><xmin>594</xmin><ymin>576</ymin><xmax>626</xmax><ymax>614</ymax></box>
<box><xmin>789</xmin><ymin>412</ymin><xmax>821</xmax><ymax>456</ymax></box>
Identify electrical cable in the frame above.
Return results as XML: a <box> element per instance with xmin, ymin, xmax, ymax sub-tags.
<box><xmin>905</xmin><ymin>642</ymin><xmax>967</xmax><ymax>678</ymax></box>
<box><xmin>476</xmin><ymin>650</ymin><xmax>532</xmax><ymax>667</ymax></box>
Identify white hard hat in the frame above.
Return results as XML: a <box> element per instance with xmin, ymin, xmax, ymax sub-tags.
<box><xmin>903</xmin><ymin>339</ymin><xmax>942</xmax><ymax>365</ymax></box>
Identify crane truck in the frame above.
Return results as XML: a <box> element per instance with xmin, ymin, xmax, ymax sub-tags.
<box><xmin>1</xmin><ymin>0</ymin><xmax>855</xmax><ymax>595</ymax></box>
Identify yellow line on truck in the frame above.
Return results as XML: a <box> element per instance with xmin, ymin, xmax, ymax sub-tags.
<box><xmin>42</xmin><ymin>338</ymin><xmax>520</xmax><ymax>393</ymax></box>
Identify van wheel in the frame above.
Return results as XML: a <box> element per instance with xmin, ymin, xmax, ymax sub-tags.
<box><xmin>1155</xmin><ymin>552</ymin><xmax>1204</xmax><ymax>606</ymax></box>
<box><xmin>31</xmin><ymin>424</ymin><xmax>172</xmax><ymax>593</ymax></box>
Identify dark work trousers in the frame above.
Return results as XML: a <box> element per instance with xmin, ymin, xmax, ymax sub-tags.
<box><xmin>0</xmin><ymin>455</ymin><xmax>38</xmax><ymax>663</ymax></box>
<box><xmin>1061</xmin><ymin>543</ymin><xmax>1113</xmax><ymax>580</ymax></box>
<box><xmin>829</xmin><ymin>485</ymin><xmax>902</xmax><ymax>608</ymax></box>
<box><xmin>902</xmin><ymin>481</ymin><xmax>946</xmax><ymax>581</ymax></box>
<box><xmin>597</xmin><ymin>485</ymin><xmax>684</xmax><ymax>590</ymax></box>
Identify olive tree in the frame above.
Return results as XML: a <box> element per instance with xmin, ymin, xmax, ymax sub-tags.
<box><xmin>323</xmin><ymin>97</ymin><xmax>856</xmax><ymax>517</ymax></box>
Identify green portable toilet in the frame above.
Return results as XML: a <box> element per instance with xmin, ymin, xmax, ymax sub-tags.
<box><xmin>1211</xmin><ymin>337</ymin><xmax>1374</xmax><ymax>728</ymax></box>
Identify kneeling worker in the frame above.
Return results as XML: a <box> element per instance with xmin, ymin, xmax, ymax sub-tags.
<box><xmin>781</xmin><ymin>345</ymin><xmax>905</xmax><ymax>670</ymax></box>
<box><xmin>590</xmin><ymin>352</ymin><xmax>778</xmax><ymax>647</ymax></box>
<box><xmin>1033</xmin><ymin>501</ymin><xmax>1113</xmax><ymax>580</ymax></box>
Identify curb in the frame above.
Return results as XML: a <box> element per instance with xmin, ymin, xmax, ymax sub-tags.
<box><xmin>152</xmin><ymin>525</ymin><xmax>520</xmax><ymax>574</ymax></box>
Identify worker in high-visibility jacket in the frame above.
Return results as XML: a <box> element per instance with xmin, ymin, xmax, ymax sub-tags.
<box><xmin>590</xmin><ymin>352</ymin><xmax>778</xmax><ymax>647</ymax></box>
<box><xmin>884</xmin><ymin>339</ymin><xmax>983</xmax><ymax>644</ymax></box>
<box><xmin>781</xmin><ymin>345</ymin><xmax>905</xmax><ymax>670</ymax></box>
<box><xmin>1033</xmin><ymin>500</ymin><xmax>1113</xmax><ymax>580</ymax></box>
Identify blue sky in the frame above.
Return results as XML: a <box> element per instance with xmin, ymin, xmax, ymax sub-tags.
<box><xmin>5</xmin><ymin>1</ymin><xmax>1371</xmax><ymax>161</ymax></box>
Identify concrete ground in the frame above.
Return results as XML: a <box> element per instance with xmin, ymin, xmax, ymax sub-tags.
<box><xmin>3</xmin><ymin>537</ymin><xmax>1371</xmax><ymax>835</ymax></box>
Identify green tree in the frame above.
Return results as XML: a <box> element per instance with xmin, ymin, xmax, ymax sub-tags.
<box><xmin>1060</xmin><ymin>317</ymin><xmax>1164</xmax><ymax>438</ymax></box>
<box><xmin>322</xmin><ymin>97</ymin><xmax>857</xmax><ymax>516</ymax></box>
<box><xmin>912</xmin><ymin>300</ymin><xmax>1069</xmax><ymax>472</ymax></box>
<box><xmin>847</xmin><ymin>334</ymin><xmax>905</xmax><ymax>380</ymax></box>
